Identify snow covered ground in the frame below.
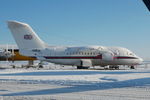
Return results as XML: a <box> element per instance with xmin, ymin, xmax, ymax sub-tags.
<box><xmin>0</xmin><ymin>66</ymin><xmax>150</xmax><ymax>100</ymax></box>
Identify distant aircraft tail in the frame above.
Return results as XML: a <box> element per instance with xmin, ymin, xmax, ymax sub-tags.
<box><xmin>7</xmin><ymin>21</ymin><xmax>46</xmax><ymax>50</ymax></box>
<box><xmin>143</xmin><ymin>0</ymin><xmax>150</xmax><ymax>11</ymax></box>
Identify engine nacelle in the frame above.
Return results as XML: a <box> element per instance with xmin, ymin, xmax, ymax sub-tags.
<box><xmin>102</xmin><ymin>52</ymin><xmax>114</xmax><ymax>61</ymax></box>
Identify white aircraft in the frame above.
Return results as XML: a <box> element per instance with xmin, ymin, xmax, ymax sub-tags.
<box><xmin>7</xmin><ymin>21</ymin><xmax>143</xmax><ymax>69</ymax></box>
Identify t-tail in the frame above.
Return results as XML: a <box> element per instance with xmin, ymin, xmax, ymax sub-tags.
<box><xmin>7</xmin><ymin>21</ymin><xmax>46</xmax><ymax>56</ymax></box>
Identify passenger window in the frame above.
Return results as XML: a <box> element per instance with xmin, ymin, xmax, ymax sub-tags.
<box><xmin>91</xmin><ymin>52</ymin><xmax>93</xmax><ymax>55</ymax></box>
<box><xmin>129</xmin><ymin>53</ymin><xmax>133</xmax><ymax>55</ymax></box>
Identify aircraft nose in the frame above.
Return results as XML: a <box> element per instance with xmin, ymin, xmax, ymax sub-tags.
<box><xmin>138</xmin><ymin>57</ymin><xmax>143</xmax><ymax>64</ymax></box>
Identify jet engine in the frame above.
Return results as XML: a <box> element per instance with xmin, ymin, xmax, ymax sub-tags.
<box><xmin>102</xmin><ymin>51</ymin><xmax>114</xmax><ymax>61</ymax></box>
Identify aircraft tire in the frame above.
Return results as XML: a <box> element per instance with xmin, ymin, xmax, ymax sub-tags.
<box><xmin>130</xmin><ymin>66</ymin><xmax>135</xmax><ymax>69</ymax></box>
<box><xmin>77</xmin><ymin>66</ymin><xmax>89</xmax><ymax>69</ymax></box>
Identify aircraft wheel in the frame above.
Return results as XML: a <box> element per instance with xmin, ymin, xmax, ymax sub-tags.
<box><xmin>115</xmin><ymin>66</ymin><xmax>119</xmax><ymax>70</ymax></box>
<box><xmin>77</xmin><ymin>66</ymin><xmax>89</xmax><ymax>69</ymax></box>
<box><xmin>130</xmin><ymin>66</ymin><xmax>135</xmax><ymax>69</ymax></box>
<box><xmin>77</xmin><ymin>66</ymin><xmax>82</xmax><ymax>69</ymax></box>
<box><xmin>38</xmin><ymin>65</ymin><xmax>43</xmax><ymax>68</ymax></box>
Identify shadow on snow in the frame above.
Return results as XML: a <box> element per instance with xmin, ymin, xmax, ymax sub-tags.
<box><xmin>0</xmin><ymin>70</ymin><xmax>150</xmax><ymax>76</ymax></box>
<box><xmin>2</xmin><ymin>77</ymin><xmax>150</xmax><ymax>96</ymax></box>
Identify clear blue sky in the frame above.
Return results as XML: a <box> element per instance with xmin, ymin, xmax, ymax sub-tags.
<box><xmin>0</xmin><ymin>0</ymin><xmax>150</xmax><ymax>59</ymax></box>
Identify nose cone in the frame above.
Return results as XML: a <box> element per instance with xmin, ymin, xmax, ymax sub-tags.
<box><xmin>138</xmin><ymin>57</ymin><xmax>143</xmax><ymax>64</ymax></box>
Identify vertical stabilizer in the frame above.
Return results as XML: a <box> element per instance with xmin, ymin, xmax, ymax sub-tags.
<box><xmin>143</xmin><ymin>0</ymin><xmax>150</xmax><ymax>11</ymax></box>
<box><xmin>7</xmin><ymin>21</ymin><xmax>46</xmax><ymax>50</ymax></box>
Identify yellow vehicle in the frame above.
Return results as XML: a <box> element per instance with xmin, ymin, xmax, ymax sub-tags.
<box><xmin>0</xmin><ymin>49</ymin><xmax>36</xmax><ymax>61</ymax></box>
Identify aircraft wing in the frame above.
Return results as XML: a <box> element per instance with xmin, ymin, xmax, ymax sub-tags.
<box><xmin>143</xmin><ymin>0</ymin><xmax>150</xmax><ymax>11</ymax></box>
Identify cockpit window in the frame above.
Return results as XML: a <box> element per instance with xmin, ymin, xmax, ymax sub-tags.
<box><xmin>113</xmin><ymin>50</ymin><xmax>119</xmax><ymax>55</ymax></box>
<box><xmin>129</xmin><ymin>53</ymin><xmax>133</xmax><ymax>55</ymax></box>
<box><xmin>127</xmin><ymin>52</ymin><xmax>135</xmax><ymax>56</ymax></box>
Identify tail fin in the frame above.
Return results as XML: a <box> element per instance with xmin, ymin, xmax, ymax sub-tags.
<box><xmin>7</xmin><ymin>21</ymin><xmax>46</xmax><ymax>50</ymax></box>
<box><xmin>143</xmin><ymin>0</ymin><xmax>150</xmax><ymax>11</ymax></box>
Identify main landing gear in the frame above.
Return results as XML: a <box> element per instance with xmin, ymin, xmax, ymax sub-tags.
<box><xmin>77</xmin><ymin>60</ymin><xmax>89</xmax><ymax>69</ymax></box>
<box><xmin>106</xmin><ymin>65</ymin><xmax>119</xmax><ymax>70</ymax></box>
<box><xmin>130</xmin><ymin>66</ymin><xmax>135</xmax><ymax>69</ymax></box>
<box><xmin>77</xmin><ymin>66</ymin><xmax>89</xmax><ymax>69</ymax></box>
